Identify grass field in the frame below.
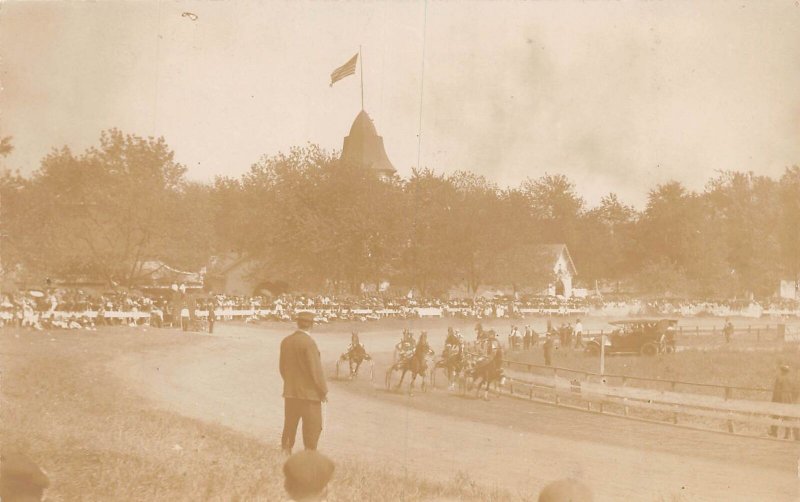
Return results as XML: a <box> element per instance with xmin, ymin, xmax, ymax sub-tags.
<box><xmin>0</xmin><ymin>327</ymin><xmax>513</xmax><ymax>501</ymax></box>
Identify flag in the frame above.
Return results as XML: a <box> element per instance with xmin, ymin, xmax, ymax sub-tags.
<box><xmin>330</xmin><ymin>53</ymin><xmax>358</xmax><ymax>87</ymax></box>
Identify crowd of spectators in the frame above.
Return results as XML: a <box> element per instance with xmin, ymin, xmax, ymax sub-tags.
<box><xmin>2</xmin><ymin>287</ymin><xmax>799</xmax><ymax>331</ymax></box>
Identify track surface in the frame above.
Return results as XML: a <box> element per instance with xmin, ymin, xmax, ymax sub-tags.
<box><xmin>115</xmin><ymin>323</ymin><xmax>800</xmax><ymax>501</ymax></box>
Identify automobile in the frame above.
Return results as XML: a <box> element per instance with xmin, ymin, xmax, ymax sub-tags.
<box><xmin>585</xmin><ymin>319</ymin><xmax>678</xmax><ymax>356</ymax></box>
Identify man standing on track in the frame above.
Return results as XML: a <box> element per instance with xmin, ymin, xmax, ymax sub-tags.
<box><xmin>280</xmin><ymin>311</ymin><xmax>328</xmax><ymax>456</ymax></box>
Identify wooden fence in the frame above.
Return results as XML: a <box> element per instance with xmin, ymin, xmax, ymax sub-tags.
<box><xmin>499</xmin><ymin>360</ymin><xmax>799</xmax><ymax>437</ymax></box>
<box><xmin>502</xmin><ymin>359</ymin><xmax>771</xmax><ymax>401</ymax></box>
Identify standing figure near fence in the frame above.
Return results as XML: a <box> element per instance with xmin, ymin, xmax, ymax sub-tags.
<box><xmin>207</xmin><ymin>300</ymin><xmax>216</xmax><ymax>334</ymax></box>
<box><xmin>768</xmin><ymin>364</ymin><xmax>798</xmax><ymax>440</ymax></box>
<box><xmin>180</xmin><ymin>304</ymin><xmax>190</xmax><ymax>331</ymax></box>
<box><xmin>280</xmin><ymin>311</ymin><xmax>328</xmax><ymax>455</ymax></box>
<box><xmin>723</xmin><ymin>319</ymin><xmax>734</xmax><ymax>344</ymax></box>
<box><xmin>543</xmin><ymin>332</ymin><xmax>554</xmax><ymax>366</ymax></box>
<box><xmin>574</xmin><ymin>319</ymin><xmax>584</xmax><ymax>349</ymax></box>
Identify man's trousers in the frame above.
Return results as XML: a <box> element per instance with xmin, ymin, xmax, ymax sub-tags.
<box><xmin>282</xmin><ymin>398</ymin><xmax>322</xmax><ymax>451</ymax></box>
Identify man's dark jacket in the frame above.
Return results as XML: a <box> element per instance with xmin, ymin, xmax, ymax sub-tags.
<box><xmin>280</xmin><ymin>330</ymin><xmax>328</xmax><ymax>401</ymax></box>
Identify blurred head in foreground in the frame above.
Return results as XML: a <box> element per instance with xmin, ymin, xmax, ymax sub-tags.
<box><xmin>538</xmin><ymin>478</ymin><xmax>593</xmax><ymax>502</ymax></box>
<box><xmin>283</xmin><ymin>450</ymin><xmax>334</xmax><ymax>501</ymax></box>
<box><xmin>0</xmin><ymin>451</ymin><xmax>49</xmax><ymax>502</ymax></box>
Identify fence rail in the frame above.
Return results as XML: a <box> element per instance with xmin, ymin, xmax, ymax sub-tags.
<box><xmin>502</xmin><ymin>359</ymin><xmax>772</xmax><ymax>401</ymax></box>
<box><xmin>498</xmin><ymin>370</ymin><xmax>798</xmax><ymax>437</ymax></box>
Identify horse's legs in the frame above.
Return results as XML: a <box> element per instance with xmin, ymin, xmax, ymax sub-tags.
<box><xmin>395</xmin><ymin>369</ymin><xmax>407</xmax><ymax>390</ymax></box>
<box><xmin>475</xmin><ymin>376</ymin><xmax>484</xmax><ymax>397</ymax></box>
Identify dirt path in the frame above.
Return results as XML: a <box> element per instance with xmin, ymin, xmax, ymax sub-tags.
<box><xmin>115</xmin><ymin>323</ymin><xmax>800</xmax><ymax>501</ymax></box>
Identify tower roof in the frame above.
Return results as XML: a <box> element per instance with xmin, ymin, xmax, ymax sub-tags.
<box><xmin>341</xmin><ymin>110</ymin><xmax>396</xmax><ymax>177</ymax></box>
<box><xmin>349</xmin><ymin>110</ymin><xmax>378</xmax><ymax>137</ymax></box>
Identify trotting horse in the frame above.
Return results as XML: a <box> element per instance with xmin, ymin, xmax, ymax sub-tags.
<box><xmin>386</xmin><ymin>333</ymin><xmax>435</xmax><ymax>395</ymax></box>
<box><xmin>433</xmin><ymin>338</ymin><xmax>466</xmax><ymax>390</ymax></box>
<box><xmin>465</xmin><ymin>347</ymin><xmax>505</xmax><ymax>400</ymax></box>
<box><xmin>337</xmin><ymin>338</ymin><xmax>373</xmax><ymax>380</ymax></box>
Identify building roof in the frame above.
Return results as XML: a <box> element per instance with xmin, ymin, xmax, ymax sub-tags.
<box><xmin>535</xmin><ymin>244</ymin><xmax>577</xmax><ymax>276</ymax></box>
<box><xmin>340</xmin><ymin>110</ymin><xmax>396</xmax><ymax>176</ymax></box>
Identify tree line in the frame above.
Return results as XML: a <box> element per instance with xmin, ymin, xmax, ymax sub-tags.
<box><xmin>1</xmin><ymin>129</ymin><xmax>798</xmax><ymax>298</ymax></box>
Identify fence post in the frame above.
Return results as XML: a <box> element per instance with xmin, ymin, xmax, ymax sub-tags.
<box><xmin>669</xmin><ymin>381</ymin><xmax>679</xmax><ymax>423</ymax></box>
<box><xmin>725</xmin><ymin>387</ymin><xmax>735</xmax><ymax>432</ymax></box>
<box><xmin>622</xmin><ymin>377</ymin><xmax>629</xmax><ymax>416</ymax></box>
<box><xmin>553</xmin><ymin>368</ymin><xmax>560</xmax><ymax>405</ymax></box>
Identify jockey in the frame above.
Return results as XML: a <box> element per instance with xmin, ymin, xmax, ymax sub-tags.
<box><xmin>485</xmin><ymin>330</ymin><xmax>500</xmax><ymax>356</ymax></box>
<box><xmin>396</xmin><ymin>329</ymin><xmax>416</xmax><ymax>360</ymax></box>
<box><xmin>444</xmin><ymin>327</ymin><xmax>460</xmax><ymax>354</ymax></box>
<box><xmin>416</xmin><ymin>331</ymin><xmax>434</xmax><ymax>360</ymax></box>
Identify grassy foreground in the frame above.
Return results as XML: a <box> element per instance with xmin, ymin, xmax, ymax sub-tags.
<box><xmin>0</xmin><ymin>328</ymin><xmax>513</xmax><ymax>501</ymax></box>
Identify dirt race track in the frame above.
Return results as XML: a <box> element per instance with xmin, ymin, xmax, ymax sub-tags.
<box><xmin>115</xmin><ymin>322</ymin><xmax>800</xmax><ymax>501</ymax></box>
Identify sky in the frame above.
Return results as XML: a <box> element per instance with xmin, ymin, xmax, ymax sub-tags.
<box><xmin>1</xmin><ymin>1</ymin><xmax>799</xmax><ymax>207</ymax></box>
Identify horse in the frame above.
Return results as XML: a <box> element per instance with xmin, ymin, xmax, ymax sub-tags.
<box><xmin>433</xmin><ymin>338</ymin><xmax>466</xmax><ymax>390</ymax></box>
<box><xmin>464</xmin><ymin>347</ymin><xmax>505</xmax><ymax>400</ymax></box>
<box><xmin>386</xmin><ymin>333</ymin><xmax>434</xmax><ymax>395</ymax></box>
<box><xmin>337</xmin><ymin>335</ymin><xmax>373</xmax><ymax>380</ymax></box>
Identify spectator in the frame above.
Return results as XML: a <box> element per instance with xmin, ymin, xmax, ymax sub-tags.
<box><xmin>280</xmin><ymin>311</ymin><xmax>328</xmax><ymax>455</ymax></box>
<box><xmin>0</xmin><ymin>451</ymin><xmax>49</xmax><ymax>502</ymax></box>
<box><xmin>543</xmin><ymin>332</ymin><xmax>554</xmax><ymax>367</ymax></box>
<box><xmin>180</xmin><ymin>304</ymin><xmax>190</xmax><ymax>331</ymax></box>
<box><xmin>574</xmin><ymin>318</ymin><xmax>584</xmax><ymax>349</ymax></box>
<box><xmin>283</xmin><ymin>450</ymin><xmax>334</xmax><ymax>501</ymax></box>
<box><xmin>723</xmin><ymin>318</ymin><xmax>734</xmax><ymax>344</ymax></box>
<box><xmin>538</xmin><ymin>478</ymin><xmax>593</xmax><ymax>502</ymax></box>
<box><xmin>769</xmin><ymin>364</ymin><xmax>798</xmax><ymax>439</ymax></box>
<box><xmin>523</xmin><ymin>325</ymin><xmax>532</xmax><ymax>350</ymax></box>
<box><xmin>207</xmin><ymin>300</ymin><xmax>216</xmax><ymax>334</ymax></box>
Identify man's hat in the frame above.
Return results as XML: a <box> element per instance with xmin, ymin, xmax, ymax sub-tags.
<box><xmin>780</xmin><ymin>364</ymin><xmax>790</xmax><ymax>372</ymax></box>
<box><xmin>296</xmin><ymin>311</ymin><xmax>315</xmax><ymax>324</ymax></box>
<box><xmin>0</xmin><ymin>451</ymin><xmax>49</xmax><ymax>501</ymax></box>
<box><xmin>283</xmin><ymin>450</ymin><xmax>334</xmax><ymax>500</ymax></box>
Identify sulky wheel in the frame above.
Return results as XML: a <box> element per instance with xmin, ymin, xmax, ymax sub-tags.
<box><xmin>368</xmin><ymin>360</ymin><xmax>375</xmax><ymax>381</ymax></box>
<box><xmin>335</xmin><ymin>359</ymin><xmax>342</xmax><ymax>379</ymax></box>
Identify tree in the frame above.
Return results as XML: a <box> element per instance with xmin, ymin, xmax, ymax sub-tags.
<box><xmin>779</xmin><ymin>166</ymin><xmax>800</xmax><ymax>283</ymax></box>
<box><xmin>8</xmin><ymin>129</ymin><xmax>200</xmax><ymax>286</ymax></box>
<box><xmin>521</xmin><ymin>173</ymin><xmax>584</xmax><ymax>245</ymax></box>
<box><xmin>575</xmin><ymin>193</ymin><xmax>638</xmax><ymax>284</ymax></box>
<box><xmin>704</xmin><ymin>171</ymin><xmax>781</xmax><ymax>297</ymax></box>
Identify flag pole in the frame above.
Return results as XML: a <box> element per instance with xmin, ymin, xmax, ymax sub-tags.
<box><xmin>359</xmin><ymin>45</ymin><xmax>364</xmax><ymax>110</ymax></box>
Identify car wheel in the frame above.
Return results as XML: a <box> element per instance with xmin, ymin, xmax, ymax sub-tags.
<box><xmin>640</xmin><ymin>343</ymin><xmax>658</xmax><ymax>357</ymax></box>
